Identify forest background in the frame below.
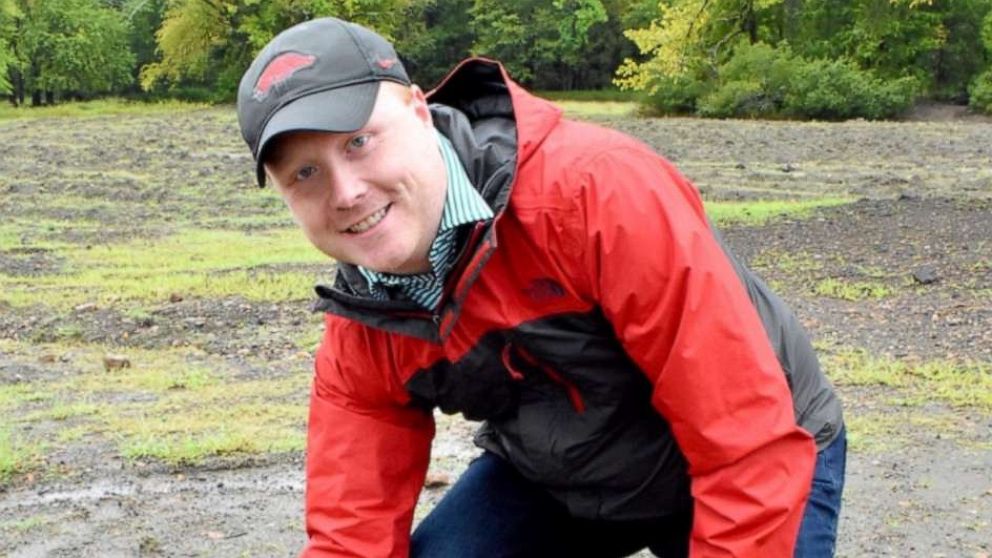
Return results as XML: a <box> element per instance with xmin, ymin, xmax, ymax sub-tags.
<box><xmin>3</xmin><ymin>0</ymin><xmax>992</xmax><ymax>120</ymax></box>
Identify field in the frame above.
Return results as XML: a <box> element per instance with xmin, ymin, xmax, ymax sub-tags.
<box><xmin>0</xmin><ymin>102</ymin><xmax>990</xmax><ymax>557</ymax></box>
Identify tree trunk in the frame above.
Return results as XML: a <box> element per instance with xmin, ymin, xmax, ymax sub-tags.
<box><xmin>45</xmin><ymin>90</ymin><xmax>55</xmax><ymax>105</ymax></box>
<box><xmin>32</xmin><ymin>90</ymin><xmax>42</xmax><ymax>107</ymax></box>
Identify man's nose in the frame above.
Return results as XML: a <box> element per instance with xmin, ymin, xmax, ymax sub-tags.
<box><xmin>326</xmin><ymin>165</ymin><xmax>367</xmax><ymax>210</ymax></box>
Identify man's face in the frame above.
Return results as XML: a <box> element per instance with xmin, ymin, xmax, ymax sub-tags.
<box><xmin>263</xmin><ymin>83</ymin><xmax>447</xmax><ymax>275</ymax></box>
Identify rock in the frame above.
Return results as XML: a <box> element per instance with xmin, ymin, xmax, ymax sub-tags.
<box><xmin>912</xmin><ymin>266</ymin><xmax>940</xmax><ymax>284</ymax></box>
<box><xmin>169</xmin><ymin>293</ymin><xmax>184</xmax><ymax>303</ymax></box>
<box><xmin>38</xmin><ymin>354</ymin><xmax>57</xmax><ymax>363</ymax></box>
<box><xmin>781</xmin><ymin>163</ymin><xmax>797</xmax><ymax>173</ymax></box>
<box><xmin>74</xmin><ymin>302</ymin><xmax>97</xmax><ymax>312</ymax></box>
<box><xmin>103</xmin><ymin>354</ymin><xmax>132</xmax><ymax>371</ymax></box>
<box><xmin>424</xmin><ymin>473</ymin><xmax>451</xmax><ymax>489</ymax></box>
<box><xmin>734</xmin><ymin>162</ymin><xmax>746</xmax><ymax>169</ymax></box>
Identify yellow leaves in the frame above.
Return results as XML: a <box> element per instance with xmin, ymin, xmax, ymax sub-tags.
<box><xmin>614</xmin><ymin>0</ymin><xmax>712</xmax><ymax>91</ymax></box>
<box><xmin>139</xmin><ymin>0</ymin><xmax>230</xmax><ymax>91</ymax></box>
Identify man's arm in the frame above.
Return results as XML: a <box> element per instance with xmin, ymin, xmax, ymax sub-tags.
<box><xmin>302</xmin><ymin>316</ymin><xmax>434</xmax><ymax>558</ymax></box>
<box><xmin>573</xmin><ymin>144</ymin><xmax>815</xmax><ymax>557</ymax></box>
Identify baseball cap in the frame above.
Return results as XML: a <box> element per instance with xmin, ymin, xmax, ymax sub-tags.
<box><xmin>237</xmin><ymin>17</ymin><xmax>410</xmax><ymax>187</ymax></box>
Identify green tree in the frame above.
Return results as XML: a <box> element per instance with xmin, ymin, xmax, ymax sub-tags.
<box><xmin>615</xmin><ymin>0</ymin><xmax>965</xmax><ymax>118</ymax></box>
<box><xmin>615</xmin><ymin>0</ymin><xmax>785</xmax><ymax>93</ymax></box>
<box><xmin>393</xmin><ymin>0</ymin><xmax>474</xmax><ymax>87</ymax></box>
<box><xmin>469</xmin><ymin>0</ymin><xmax>608</xmax><ymax>89</ymax></box>
<box><xmin>968</xmin><ymin>9</ymin><xmax>992</xmax><ymax>112</ymax></box>
<box><xmin>0</xmin><ymin>0</ymin><xmax>18</xmax><ymax>95</ymax></box>
<box><xmin>140</xmin><ymin>0</ymin><xmax>412</xmax><ymax>101</ymax></box>
<box><xmin>122</xmin><ymin>0</ymin><xmax>167</xmax><ymax>93</ymax></box>
<box><xmin>7</xmin><ymin>0</ymin><xmax>134</xmax><ymax>105</ymax></box>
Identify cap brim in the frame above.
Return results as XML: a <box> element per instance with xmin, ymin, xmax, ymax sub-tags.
<box><xmin>254</xmin><ymin>81</ymin><xmax>381</xmax><ymax>187</ymax></box>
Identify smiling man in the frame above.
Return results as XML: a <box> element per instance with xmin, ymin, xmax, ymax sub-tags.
<box><xmin>237</xmin><ymin>17</ymin><xmax>845</xmax><ymax>558</ymax></box>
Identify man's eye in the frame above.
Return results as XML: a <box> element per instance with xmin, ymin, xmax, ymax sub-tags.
<box><xmin>295</xmin><ymin>165</ymin><xmax>317</xmax><ymax>182</ymax></box>
<box><xmin>348</xmin><ymin>134</ymin><xmax>370</xmax><ymax>150</ymax></box>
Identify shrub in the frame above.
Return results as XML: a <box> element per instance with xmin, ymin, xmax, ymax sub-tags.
<box><xmin>784</xmin><ymin>57</ymin><xmax>918</xmax><ymax>120</ymax></box>
<box><xmin>697</xmin><ymin>42</ymin><xmax>794</xmax><ymax>118</ymax></box>
<box><xmin>969</xmin><ymin>70</ymin><xmax>992</xmax><ymax>113</ymax></box>
<box><xmin>637</xmin><ymin>41</ymin><xmax>919</xmax><ymax>120</ymax></box>
<box><xmin>640</xmin><ymin>74</ymin><xmax>708</xmax><ymax>115</ymax></box>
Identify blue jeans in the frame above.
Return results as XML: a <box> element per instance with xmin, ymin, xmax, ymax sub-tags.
<box><xmin>411</xmin><ymin>428</ymin><xmax>846</xmax><ymax>558</ymax></box>
<box><xmin>795</xmin><ymin>426</ymin><xmax>847</xmax><ymax>558</ymax></box>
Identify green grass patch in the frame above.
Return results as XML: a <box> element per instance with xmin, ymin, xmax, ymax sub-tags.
<box><xmin>116</xmin><ymin>403</ymin><xmax>306</xmax><ymax>465</ymax></box>
<box><xmin>825</xmin><ymin>349</ymin><xmax>992</xmax><ymax>411</ymax></box>
<box><xmin>0</xmin><ymin>98</ymin><xmax>210</xmax><ymax>121</ymax></box>
<box><xmin>0</xmin><ymin>340</ymin><xmax>311</xmax><ymax>471</ymax></box>
<box><xmin>537</xmin><ymin>89</ymin><xmax>641</xmax><ymax>103</ymax></box>
<box><xmin>843</xmin><ymin>413</ymin><xmax>901</xmax><ymax>453</ymax></box>
<box><xmin>0</xmin><ymin>427</ymin><xmax>41</xmax><ymax>483</ymax></box>
<box><xmin>705</xmin><ymin>197</ymin><xmax>852</xmax><ymax>226</ymax></box>
<box><xmin>552</xmin><ymin>100</ymin><xmax>639</xmax><ymax>119</ymax></box>
<box><xmin>25</xmin><ymin>401</ymin><xmax>102</xmax><ymax>422</ymax></box>
<box><xmin>0</xmin><ymin>227</ymin><xmax>329</xmax><ymax>306</ymax></box>
<box><xmin>4</xmin><ymin>515</ymin><xmax>47</xmax><ymax>532</ymax></box>
<box><xmin>0</xmin><ymin>383</ymin><xmax>51</xmax><ymax>411</ymax></box>
<box><xmin>751</xmin><ymin>250</ymin><xmax>824</xmax><ymax>274</ymax></box>
<box><xmin>844</xmin><ymin>411</ymin><xmax>976</xmax><ymax>453</ymax></box>
<box><xmin>813</xmin><ymin>277</ymin><xmax>894</xmax><ymax>300</ymax></box>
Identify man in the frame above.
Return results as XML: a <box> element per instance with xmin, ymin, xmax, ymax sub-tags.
<box><xmin>236</xmin><ymin>17</ymin><xmax>845</xmax><ymax>558</ymax></box>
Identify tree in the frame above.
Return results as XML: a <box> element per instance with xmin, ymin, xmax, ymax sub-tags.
<box><xmin>7</xmin><ymin>0</ymin><xmax>134</xmax><ymax>105</ymax></box>
<box><xmin>140</xmin><ymin>0</ymin><xmax>412</xmax><ymax>101</ymax></box>
<box><xmin>0</xmin><ymin>0</ymin><xmax>18</xmax><ymax>95</ymax></box>
<box><xmin>615</xmin><ymin>0</ymin><xmax>786</xmax><ymax>93</ymax></box>
<box><xmin>122</xmin><ymin>0</ymin><xmax>167</xmax><ymax>93</ymax></box>
<box><xmin>469</xmin><ymin>0</ymin><xmax>608</xmax><ymax>89</ymax></box>
<box><xmin>392</xmin><ymin>0</ymin><xmax>474</xmax><ymax>87</ymax></box>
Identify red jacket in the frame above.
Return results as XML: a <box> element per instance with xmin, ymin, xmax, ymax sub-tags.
<box><xmin>303</xmin><ymin>59</ymin><xmax>821</xmax><ymax>557</ymax></box>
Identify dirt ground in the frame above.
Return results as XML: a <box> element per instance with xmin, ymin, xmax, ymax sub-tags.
<box><xmin>1</xmin><ymin>105</ymin><xmax>990</xmax><ymax>557</ymax></box>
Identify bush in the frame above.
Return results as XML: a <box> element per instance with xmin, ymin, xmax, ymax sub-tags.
<box><xmin>784</xmin><ymin>58</ymin><xmax>918</xmax><ymax>120</ymax></box>
<box><xmin>968</xmin><ymin>70</ymin><xmax>992</xmax><ymax>113</ymax></box>
<box><xmin>640</xmin><ymin>74</ymin><xmax>708</xmax><ymax>115</ymax></box>
<box><xmin>698</xmin><ymin>42</ymin><xmax>794</xmax><ymax>118</ymax></box>
<box><xmin>638</xmin><ymin>41</ymin><xmax>919</xmax><ymax>120</ymax></box>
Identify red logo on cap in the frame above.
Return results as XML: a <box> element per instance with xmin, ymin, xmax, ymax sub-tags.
<box><xmin>376</xmin><ymin>58</ymin><xmax>397</xmax><ymax>70</ymax></box>
<box><xmin>253</xmin><ymin>52</ymin><xmax>317</xmax><ymax>100</ymax></box>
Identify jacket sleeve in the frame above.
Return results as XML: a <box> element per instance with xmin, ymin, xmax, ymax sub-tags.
<box><xmin>572</xmin><ymin>145</ymin><xmax>816</xmax><ymax>557</ymax></box>
<box><xmin>301</xmin><ymin>316</ymin><xmax>434</xmax><ymax>558</ymax></box>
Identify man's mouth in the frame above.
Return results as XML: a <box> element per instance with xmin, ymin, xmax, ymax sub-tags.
<box><xmin>345</xmin><ymin>204</ymin><xmax>390</xmax><ymax>234</ymax></box>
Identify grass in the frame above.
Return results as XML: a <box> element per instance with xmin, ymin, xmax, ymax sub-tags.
<box><xmin>537</xmin><ymin>89</ymin><xmax>641</xmax><ymax>103</ymax></box>
<box><xmin>751</xmin><ymin>250</ymin><xmax>824</xmax><ymax>274</ymax></box>
<box><xmin>0</xmin><ymin>341</ymin><xmax>310</xmax><ymax>473</ymax></box>
<box><xmin>824</xmin><ymin>348</ymin><xmax>992</xmax><ymax>411</ymax></box>
<box><xmin>0</xmin><ymin>427</ymin><xmax>41</xmax><ymax>483</ymax></box>
<box><xmin>0</xmin><ymin>227</ymin><xmax>329</xmax><ymax>307</ymax></box>
<box><xmin>704</xmin><ymin>197</ymin><xmax>852</xmax><ymax>226</ymax></box>
<box><xmin>813</xmin><ymin>277</ymin><xmax>894</xmax><ymax>300</ymax></box>
<box><xmin>553</xmin><ymin>100</ymin><xmax>639</xmax><ymax>119</ymax></box>
<box><xmin>844</xmin><ymin>411</ymin><xmax>976</xmax><ymax>453</ymax></box>
<box><xmin>0</xmin><ymin>98</ymin><xmax>211</xmax><ymax>120</ymax></box>
<box><xmin>1</xmin><ymin>515</ymin><xmax>47</xmax><ymax>533</ymax></box>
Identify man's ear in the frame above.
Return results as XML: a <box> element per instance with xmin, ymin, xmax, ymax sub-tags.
<box><xmin>409</xmin><ymin>84</ymin><xmax>433</xmax><ymax>126</ymax></box>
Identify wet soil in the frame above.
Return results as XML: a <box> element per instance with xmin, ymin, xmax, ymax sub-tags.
<box><xmin>1</xmin><ymin>108</ymin><xmax>990</xmax><ymax>557</ymax></box>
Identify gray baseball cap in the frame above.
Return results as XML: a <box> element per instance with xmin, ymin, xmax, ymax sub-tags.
<box><xmin>237</xmin><ymin>17</ymin><xmax>410</xmax><ymax>187</ymax></box>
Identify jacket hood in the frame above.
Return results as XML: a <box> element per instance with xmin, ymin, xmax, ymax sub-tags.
<box><xmin>428</xmin><ymin>58</ymin><xmax>562</xmax><ymax>177</ymax></box>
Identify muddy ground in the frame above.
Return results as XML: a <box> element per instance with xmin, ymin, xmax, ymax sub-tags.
<box><xmin>1</xmin><ymin>105</ymin><xmax>990</xmax><ymax>557</ymax></box>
